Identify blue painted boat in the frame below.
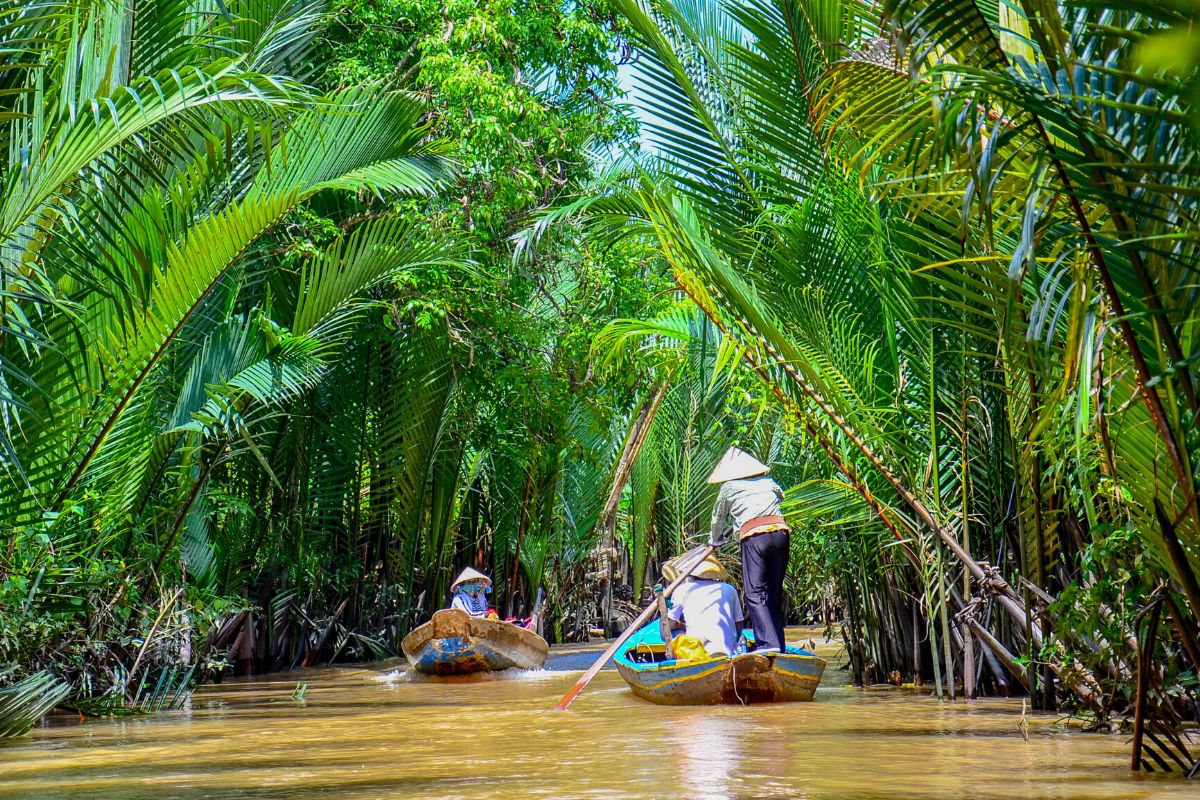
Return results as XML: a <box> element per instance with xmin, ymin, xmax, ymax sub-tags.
<box><xmin>401</xmin><ymin>609</ymin><xmax>549</xmax><ymax>676</ymax></box>
<box><xmin>614</xmin><ymin>622</ymin><xmax>825</xmax><ymax>705</ymax></box>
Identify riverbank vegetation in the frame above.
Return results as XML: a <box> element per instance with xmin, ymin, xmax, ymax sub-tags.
<box><xmin>2</xmin><ymin>0</ymin><xmax>1198</xmax><ymax>775</ymax></box>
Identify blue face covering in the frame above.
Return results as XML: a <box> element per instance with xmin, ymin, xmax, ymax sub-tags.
<box><xmin>459</xmin><ymin>579</ymin><xmax>490</xmax><ymax>596</ymax></box>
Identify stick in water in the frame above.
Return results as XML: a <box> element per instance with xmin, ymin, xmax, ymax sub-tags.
<box><xmin>553</xmin><ymin>543</ymin><xmax>716</xmax><ymax>711</ymax></box>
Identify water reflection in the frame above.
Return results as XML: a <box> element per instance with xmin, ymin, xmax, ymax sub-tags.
<box><xmin>0</xmin><ymin>628</ymin><xmax>1190</xmax><ymax>799</ymax></box>
<box><xmin>672</xmin><ymin>715</ymin><xmax>744</xmax><ymax>799</ymax></box>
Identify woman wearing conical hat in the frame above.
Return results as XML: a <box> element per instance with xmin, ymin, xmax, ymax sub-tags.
<box><xmin>449</xmin><ymin>567</ymin><xmax>493</xmax><ymax>618</ymax></box>
<box><xmin>662</xmin><ymin>552</ymin><xmax>743</xmax><ymax>657</ymax></box>
<box><xmin>707</xmin><ymin>446</ymin><xmax>790</xmax><ymax>653</ymax></box>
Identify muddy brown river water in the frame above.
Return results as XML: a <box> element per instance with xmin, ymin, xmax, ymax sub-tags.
<box><xmin>0</xmin><ymin>627</ymin><xmax>1194</xmax><ymax>798</ymax></box>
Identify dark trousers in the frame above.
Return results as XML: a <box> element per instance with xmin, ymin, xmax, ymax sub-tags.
<box><xmin>741</xmin><ymin>530</ymin><xmax>789</xmax><ymax>650</ymax></box>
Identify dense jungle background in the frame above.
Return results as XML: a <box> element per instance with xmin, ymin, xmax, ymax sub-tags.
<box><xmin>2</xmin><ymin>0</ymin><xmax>1199</xmax><ymax>773</ymax></box>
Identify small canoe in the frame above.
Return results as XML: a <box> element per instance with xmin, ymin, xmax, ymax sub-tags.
<box><xmin>614</xmin><ymin>622</ymin><xmax>826</xmax><ymax>705</ymax></box>
<box><xmin>401</xmin><ymin>608</ymin><xmax>549</xmax><ymax>676</ymax></box>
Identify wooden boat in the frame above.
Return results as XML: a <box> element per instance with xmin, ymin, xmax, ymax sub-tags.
<box><xmin>401</xmin><ymin>608</ymin><xmax>549</xmax><ymax>676</ymax></box>
<box><xmin>614</xmin><ymin>622</ymin><xmax>825</xmax><ymax>705</ymax></box>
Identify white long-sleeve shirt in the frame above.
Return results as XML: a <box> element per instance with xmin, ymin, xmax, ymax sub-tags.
<box><xmin>709</xmin><ymin>475</ymin><xmax>785</xmax><ymax>544</ymax></box>
<box><xmin>451</xmin><ymin>591</ymin><xmax>489</xmax><ymax>617</ymax></box>
<box><xmin>668</xmin><ymin>578</ymin><xmax>743</xmax><ymax>656</ymax></box>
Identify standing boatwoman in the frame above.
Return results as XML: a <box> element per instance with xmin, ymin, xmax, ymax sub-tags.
<box><xmin>707</xmin><ymin>447</ymin><xmax>791</xmax><ymax>653</ymax></box>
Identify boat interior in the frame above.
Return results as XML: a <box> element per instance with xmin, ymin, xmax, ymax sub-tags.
<box><xmin>624</xmin><ymin>642</ymin><xmax>674</xmax><ymax>665</ymax></box>
<box><xmin>622</xmin><ymin>639</ymin><xmax>806</xmax><ymax>666</ymax></box>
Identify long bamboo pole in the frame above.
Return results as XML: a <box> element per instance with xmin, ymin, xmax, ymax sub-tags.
<box><xmin>675</xmin><ymin>271</ymin><xmax>1031</xmax><ymax>625</ymax></box>
<box><xmin>553</xmin><ymin>544</ymin><xmax>715</xmax><ymax>711</ymax></box>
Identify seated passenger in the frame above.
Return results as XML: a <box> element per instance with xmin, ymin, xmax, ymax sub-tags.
<box><xmin>663</xmin><ymin>554</ymin><xmax>743</xmax><ymax>657</ymax></box>
<box><xmin>449</xmin><ymin>567</ymin><xmax>494</xmax><ymax>618</ymax></box>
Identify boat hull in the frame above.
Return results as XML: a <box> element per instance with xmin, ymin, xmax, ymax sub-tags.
<box><xmin>401</xmin><ymin>609</ymin><xmax>549</xmax><ymax>676</ymax></box>
<box><xmin>614</xmin><ymin>624</ymin><xmax>825</xmax><ymax>705</ymax></box>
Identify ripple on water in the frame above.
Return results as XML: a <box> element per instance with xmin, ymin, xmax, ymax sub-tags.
<box><xmin>0</xmin><ymin>627</ymin><xmax>1192</xmax><ymax>800</ymax></box>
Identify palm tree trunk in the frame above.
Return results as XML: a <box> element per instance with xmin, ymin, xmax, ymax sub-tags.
<box><xmin>601</xmin><ymin>381</ymin><xmax>669</xmax><ymax>631</ymax></box>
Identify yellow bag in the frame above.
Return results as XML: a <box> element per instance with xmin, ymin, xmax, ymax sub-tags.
<box><xmin>671</xmin><ymin>634</ymin><xmax>711</xmax><ymax>663</ymax></box>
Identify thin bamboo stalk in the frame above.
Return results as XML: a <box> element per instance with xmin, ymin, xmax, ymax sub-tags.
<box><xmin>960</xmin><ymin>383</ymin><xmax>976</xmax><ymax>700</ymax></box>
<box><xmin>1131</xmin><ymin>598</ymin><xmax>1163</xmax><ymax>771</ymax></box>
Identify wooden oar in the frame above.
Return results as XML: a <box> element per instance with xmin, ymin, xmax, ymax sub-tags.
<box><xmin>553</xmin><ymin>543</ymin><xmax>716</xmax><ymax>711</ymax></box>
<box><xmin>654</xmin><ymin>586</ymin><xmax>672</xmax><ymax>657</ymax></box>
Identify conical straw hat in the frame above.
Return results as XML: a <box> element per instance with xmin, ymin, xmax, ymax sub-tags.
<box><xmin>662</xmin><ymin>553</ymin><xmax>732</xmax><ymax>584</ymax></box>
<box><xmin>706</xmin><ymin>446</ymin><xmax>769</xmax><ymax>484</ymax></box>
<box><xmin>451</xmin><ymin>567</ymin><xmax>492</xmax><ymax>591</ymax></box>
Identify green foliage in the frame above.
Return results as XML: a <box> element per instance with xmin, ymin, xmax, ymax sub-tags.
<box><xmin>538</xmin><ymin>0</ymin><xmax>1200</xmax><ymax>716</ymax></box>
<box><xmin>321</xmin><ymin>0</ymin><xmax>630</xmax><ymax>231</ymax></box>
<box><xmin>5</xmin><ymin>0</ymin><xmax>1198</xmax><ymax>753</ymax></box>
<box><xmin>0</xmin><ymin>0</ymin><xmax>668</xmax><ymax>729</ymax></box>
<box><xmin>0</xmin><ymin>672</ymin><xmax>70</xmax><ymax>738</ymax></box>
<box><xmin>0</xmin><ymin>0</ymin><xmax>455</xmax><ymax>710</ymax></box>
